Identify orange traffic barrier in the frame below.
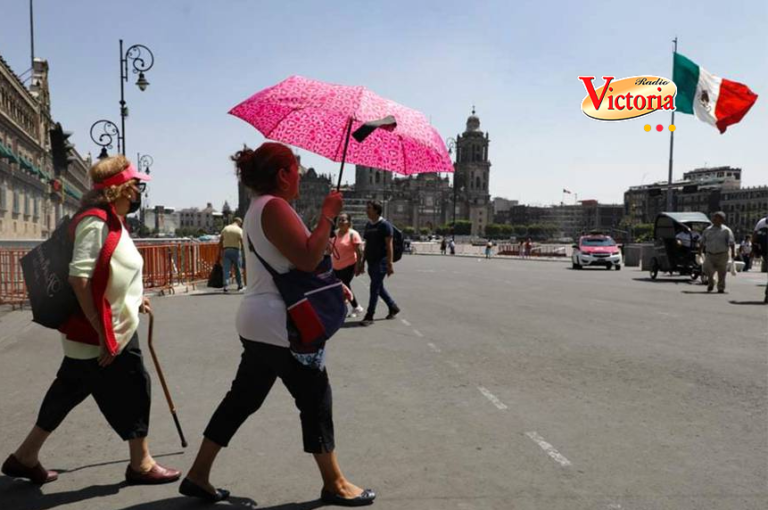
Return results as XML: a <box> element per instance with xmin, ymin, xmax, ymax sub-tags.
<box><xmin>0</xmin><ymin>249</ymin><xmax>28</xmax><ymax>310</ymax></box>
<box><xmin>0</xmin><ymin>242</ymin><xmax>222</xmax><ymax>306</ymax></box>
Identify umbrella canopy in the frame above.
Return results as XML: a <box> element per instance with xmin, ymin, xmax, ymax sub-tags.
<box><xmin>229</xmin><ymin>76</ymin><xmax>454</xmax><ymax>177</ymax></box>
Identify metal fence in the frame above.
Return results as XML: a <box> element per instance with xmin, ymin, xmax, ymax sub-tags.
<box><xmin>0</xmin><ymin>241</ymin><xmax>222</xmax><ymax>309</ymax></box>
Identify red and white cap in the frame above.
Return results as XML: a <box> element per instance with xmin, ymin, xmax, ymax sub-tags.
<box><xmin>92</xmin><ymin>163</ymin><xmax>151</xmax><ymax>190</ymax></box>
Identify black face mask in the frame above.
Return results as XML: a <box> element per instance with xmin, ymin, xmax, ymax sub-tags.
<box><xmin>128</xmin><ymin>194</ymin><xmax>141</xmax><ymax>214</ymax></box>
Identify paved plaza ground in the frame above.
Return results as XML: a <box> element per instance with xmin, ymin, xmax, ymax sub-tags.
<box><xmin>1</xmin><ymin>255</ymin><xmax>766</xmax><ymax>510</ymax></box>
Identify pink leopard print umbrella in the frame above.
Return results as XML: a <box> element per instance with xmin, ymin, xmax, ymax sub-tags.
<box><xmin>229</xmin><ymin>76</ymin><xmax>454</xmax><ymax>180</ymax></box>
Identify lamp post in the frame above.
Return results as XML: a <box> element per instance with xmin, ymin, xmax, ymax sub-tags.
<box><xmin>90</xmin><ymin>119</ymin><xmax>120</xmax><ymax>160</ymax></box>
<box><xmin>445</xmin><ymin>137</ymin><xmax>458</xmax><ymax>241</ymax></box>
<box><xmin>119</xmin><ymin>40</ymin><xmax>155</xmax><ymax>154</ymax></box>
<box><xmin>137</xmin><ymin>153</ymin><xmax>153</xmax><ymax>234</ymax></box>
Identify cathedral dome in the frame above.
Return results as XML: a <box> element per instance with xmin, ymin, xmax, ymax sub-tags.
<box><xmin>466</xmin><ymin>107</ymin><xmax>481</xmax><ymax>132</ymax></box>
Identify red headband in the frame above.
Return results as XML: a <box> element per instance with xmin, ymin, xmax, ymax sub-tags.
<box><xmin>92</xmin><ymin>164</ymin><xmax>151</xmax><ymax>190</ymax></box>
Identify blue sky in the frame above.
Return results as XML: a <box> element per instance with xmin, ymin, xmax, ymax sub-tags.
<box><xmin>1</xmin><ymin>0</ymin><xmax>766</xmax><ymax>211</ymax></box>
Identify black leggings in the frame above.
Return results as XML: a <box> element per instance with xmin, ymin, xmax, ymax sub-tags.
<box><xmin>203</xmin><ymin>339</ymin><xmax>335</xmax><ymax>454</ymax></box>
<box><xmin>333</xmin><ymin>264</ymin><xmax>359</xmax><ymax>308</ymax></box>
<box><xmin>36</xmin><ymin>334</ymin><xmax>151</xmax><ymax>441</ymax></box>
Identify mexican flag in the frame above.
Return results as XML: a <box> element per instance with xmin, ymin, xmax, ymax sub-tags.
<box><xmin>673</xmin><ymin>53</ymin><xmax>758</xmax><ymax>133</ymax></box>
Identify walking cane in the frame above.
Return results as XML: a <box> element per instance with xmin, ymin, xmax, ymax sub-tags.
<box><xmin>147</xmin><ymin>310</ymin><xmax>188</xmax><ymax>448</ymax></box>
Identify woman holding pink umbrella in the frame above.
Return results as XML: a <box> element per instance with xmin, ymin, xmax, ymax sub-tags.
<box><xmin>180</xmin><ymin>142</ymin><xmax>375</xmax><ymax>506</ymax></box>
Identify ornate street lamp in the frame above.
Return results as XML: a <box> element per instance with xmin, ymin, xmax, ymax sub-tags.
<box><xmin>137</xmin><ymin>153</ymin><xmax>153</xmax><ymax>233</ymax></box>
<box><xmin>90</xmin><ymin>119</ymin><xmax>120</xmax><ymax>160</ymax></box>
<box><xmin>445</xmin><ymin>136</ymin><xmax>458</xmax><ymax>241</ymax></box>
<box><xmin>137</xmin><ymin>153</ymin><xmax>153</xmax><ymax>175</ymax></box>
<box><xmin>119</xmin><ymin>40</ymin><xmax>155</xmax><ymax>154</ymax></box>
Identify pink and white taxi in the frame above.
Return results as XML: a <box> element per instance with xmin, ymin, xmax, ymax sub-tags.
<box><xmin>572</xmin><ymin>235</ymin><xmax>622</xmax><ymax>270</ymax></box>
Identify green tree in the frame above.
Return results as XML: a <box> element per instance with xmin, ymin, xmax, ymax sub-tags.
<box><xmin>454</xmin><ymin>220</ymin><xmax>472</xmax><ymax>236</ymax></box>
<box><xmin>402</xmin><ymin>226</ymin><xmax>416</xmax><ymax>237</ymax></box>
<box><xmin>484</xmin><ymin>223</ymin><xmax>502</xmax><ymax>239</ymax></box>
<box><xmin>513</xmin><ymin>225</ymin><xmax>528</xmax><ymax>237</ymax></box>
<box><xmin>419</xmin><ymin>227</ymin><xmax>430</xmax><ymax>236</ymax></box>
<box><xmin>633</xmin><ymin>223</ymin><xmax>654</xmax><ymax>242</ymax></box>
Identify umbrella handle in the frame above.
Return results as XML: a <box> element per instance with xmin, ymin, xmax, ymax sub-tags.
<box><xmin>147</xmin><ymin>310</ymin><xmax>188</xmax><ymax>448</ymax></box>
<box><xmin>336</xmin><ymin>118</ymin><xmax>354</xmax><ymax>191</ymax></box>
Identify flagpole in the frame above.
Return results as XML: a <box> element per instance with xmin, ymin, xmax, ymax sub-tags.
<box><xmin>666</xmin><ymin>36</ymin><xmax>678</xmax><ymax>212</ymax></box>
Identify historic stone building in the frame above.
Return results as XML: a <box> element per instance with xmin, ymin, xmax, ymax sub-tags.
<box><xmin>338</xmin><ymin>110</ymin><xmax>492</xmax><ymax>236</ymax></box>
<box><xmin>452</xmin><ymin>108</ymin><xmax>493</xmax><ymax>236</ymax></box>
<box><xmin>721</xmin><ymin>186</ymin><xmax>768</xmax><ymax>239</ymax></box>
<box><xmin>294</xmin><ymin>166</ymin><xmax>332</xmax><ymax>227</ymax></box>
<box><xmin>179</xmin><ymin>202</ymin><xmax>221</xmax><ymax>233</ymax></box>
<box><xmin>624</xmin><ymin>166</ymin><xmax>742</xmax><ymax>225</ymax></box>
<box><xmin>0</xmin><ymin>55</ymin><xmax>90</xmax><ymax>240</ymax></box>
<box><xmin>232</xmin><ymin>111</ymin><xmax>495</xmax><ymax>237</ymax></box>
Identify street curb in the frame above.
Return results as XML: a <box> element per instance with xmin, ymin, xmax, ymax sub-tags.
<box><xmin>410</xmin><ymin>253</ymin><xmax>569</xmax><ymax>263</ymax></box>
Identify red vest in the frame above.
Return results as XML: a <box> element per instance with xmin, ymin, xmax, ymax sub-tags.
<box><xmin>58</xmin><ymin>205</ymin><xmax>125</xmax><ymax>355</ymax></box>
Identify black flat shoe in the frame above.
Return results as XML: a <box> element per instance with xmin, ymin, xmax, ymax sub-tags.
<box><xmin>320</xmin><ymin>488</ymin><xmax>376</xmax><ymax>507</ymax></box>
<box><xmin>179</xmin><ymin>477</ymin><xmax>230</xmax><ymax>502</ymax></box>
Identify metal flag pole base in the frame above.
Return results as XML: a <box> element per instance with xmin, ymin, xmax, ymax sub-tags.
<box><xmin>147</xmin><ymin>310</ymin><xmax>188</xmax><ymax>448</ymax></box>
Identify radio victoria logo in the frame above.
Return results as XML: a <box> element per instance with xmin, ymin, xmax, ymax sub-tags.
<box><xmin>579</xmin><ymin>76</ymin><xmax>677</xmax><ymax>121</ymax></box>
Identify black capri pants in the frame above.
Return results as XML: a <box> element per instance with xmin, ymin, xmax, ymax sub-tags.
<box><xmin>333</xmin><ymin>263</ymin><xmax>359</xmax><ymax>308</ymax></box>
<box><xmin>204</xmin><ymin>339</ymin><xmax>335</xmax><ymax>454</ymax></box>
<box><xmin>36</xmin><ymin>334</ymin><xmax>151</xmax><ymax>441</ymax></box>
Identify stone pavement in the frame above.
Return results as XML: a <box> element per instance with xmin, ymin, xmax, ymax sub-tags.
<box><xmin>1</xmin><ymin>256</ymin><xmax>766</xmax><ymax>510</ymax></box>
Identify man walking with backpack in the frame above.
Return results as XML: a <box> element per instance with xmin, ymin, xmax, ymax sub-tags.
<box><xmin>752</xmin><ymin>215</ymin><xmax>768</xmax><ymax>304</ymax></box>
<box><xmin>357</xmin><ymin>201</ymin><xmax>400</xmax><ymax>326</ymax></box>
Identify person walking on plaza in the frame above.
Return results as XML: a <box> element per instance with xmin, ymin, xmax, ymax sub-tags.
<box><xmin>752</xmin><ymin>216</ymin><xmax>768</xmax><ymax>304</ymax></box>
<box><xmin>219</xmin><ymin>217</ymin><xmax>244</xmax><ymax>292</ymax></box>
<box><xmin>739</xmin><ymin>236</ymin><xmax>752</xmax><ymax>272</ymax></box>
<box><xmin>524</xmin><ymin>238</ymin><xmax>532</xmax><ymax>258</ymax></box>
<box><xmin>333</xmin><ymin>213</ymin><xmax>365</xmax><ymax>318</ymax></box>
<box><xmin>440</xmin><ymin>237</ymin><xmax>447</xmax><ymax>255</ymax></box>
<box><xmin>485</xmin><ymin>239</ymin><xmax>493</xmax><ymax>259</ymax></box>
<box><xmin>180</xmin><ymin>143</ymin><xmax>375</xmax><ymax>506</ymax></box>
<box><xmin>699</xmin><ymin>211</ymin><xmax>736</xmax><ymax>293</ymax></box>
<box><xmin>449</xmin><ymin>238</ymin><xmax>456</xmax><ymax>255</ymax></box>
<box><xmin>2</xmin><ymin>155</ymin><xmax>181</xmax><ymax>486</ymax></box>
<box><xmin>357</xmin><ymin>200</ymin><xmax>400</xmax><ymax>327</ymax></box>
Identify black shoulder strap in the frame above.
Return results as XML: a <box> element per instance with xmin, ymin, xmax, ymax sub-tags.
<box><xmin>246</xmin><ymin>234</ymin><xmax>280</xmax><ymax>278</ymax></box>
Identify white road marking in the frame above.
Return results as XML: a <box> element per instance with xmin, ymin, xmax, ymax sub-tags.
<box><xmin>427</xmin><ymin>342</ymin><xmax>441</xmax><ymax>353</ymax></box>
<box><xmin>401</xmin><ymin>319</ymin><xmax>412</xmax><ymax>327</ymax></box>
<box><xmin>413</xmin><ymin>329</ymin><xmax>424</xmax><ymax>337</ymax></box>
<box><xmin>525</xmin><ymin>431</ymin><xmax>572</xmax><ymax>467</ymax></box>
<box><xmin>478</xmin><ymin>386</ymin><xmax>508</xmax><ymax>410</ymax></box>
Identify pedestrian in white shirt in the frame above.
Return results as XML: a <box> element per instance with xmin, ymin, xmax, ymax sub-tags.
<box><xmin>699</xmin><ymin>211</ymin><xmax>735</xmax><ymax>293</ymax></box>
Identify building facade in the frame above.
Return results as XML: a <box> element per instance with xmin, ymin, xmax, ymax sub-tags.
<box><xmin>721</xmin><ymin>186</ymin><xmax>768</xmax><ymax>239</ymax></box>
<box><xmin>179</xmin><ymin>202</ymin><xmax>221</xmax><ymax>233</ymax></box>
<box><xmin>142</xmin><ymin>206</ymin><xmax>181</xmax><ymax>236</ymax></box>
<box><xmin>452</xmin><ymin>109</ymin><xmax>493</xmax><ymax>236</ymax></box>
<box><xmin>0</xmin><ymin>55</ymin><xmax>90</xmax><ymax>240</ymax></box>
<box><xmin>623</xmin><ymin>166</ymin><xmax>764</xmax><ymax>235</ymax></box>
<box><xmin>294</xmin><ymin>167</ymin><xmax>332</xmax><ymax>227</ymax></box>
<box><xmin>624</xmin><ymin>166</ymin><xmax>741</xmax><ymax>224</ymax></box>
<box><xmin>334</xmin><ymin>110</ymin><xmax>493</xmax><ymax>236</ymax></box>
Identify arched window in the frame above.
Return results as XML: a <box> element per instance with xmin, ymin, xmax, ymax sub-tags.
<box><xmin>476</xmin><ymin>176</ymin><xmax>481</xmax><ymax>189</ymax></box>
<box><xmin>375</xmin><ymin>173</ymin><xmax>380</xmax><ymax>184</ymax></box>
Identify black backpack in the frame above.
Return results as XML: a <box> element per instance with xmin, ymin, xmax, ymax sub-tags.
<box><xmin>754</xmin><ymin>222</ymin><xmax>768</xmax><ymax>258</ymax></box>
<box><xmin>20</xmin><ymin>208</ymin><xmax>108</xmax><ymax>329</ymax></box>
<box><xmin>391</xmin><ymin>224</ymin><xmax>404</xmax><ymax>262</ymax></box>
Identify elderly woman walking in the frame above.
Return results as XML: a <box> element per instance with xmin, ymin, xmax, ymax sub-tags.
<box><xmin>2</xmin><ymin>155</ymin><xmax>181</xmax><ymax>486</ymax></box>
<box><xmin>180</xmin><ymin>142</ymin><xmax>376</xmax><ymax>506</ymax></box>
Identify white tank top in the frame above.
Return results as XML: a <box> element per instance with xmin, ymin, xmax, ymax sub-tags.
<box><xmin>236</xmin><ymin>194</ymin><xmax>310</xmax><ymax>347</ymax></box>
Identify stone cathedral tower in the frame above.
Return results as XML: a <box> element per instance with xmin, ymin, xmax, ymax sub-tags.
<box><xmin>454</xmin><ymin>108</ymin><xmax>492</xmax><ymax>236</ymax></box>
